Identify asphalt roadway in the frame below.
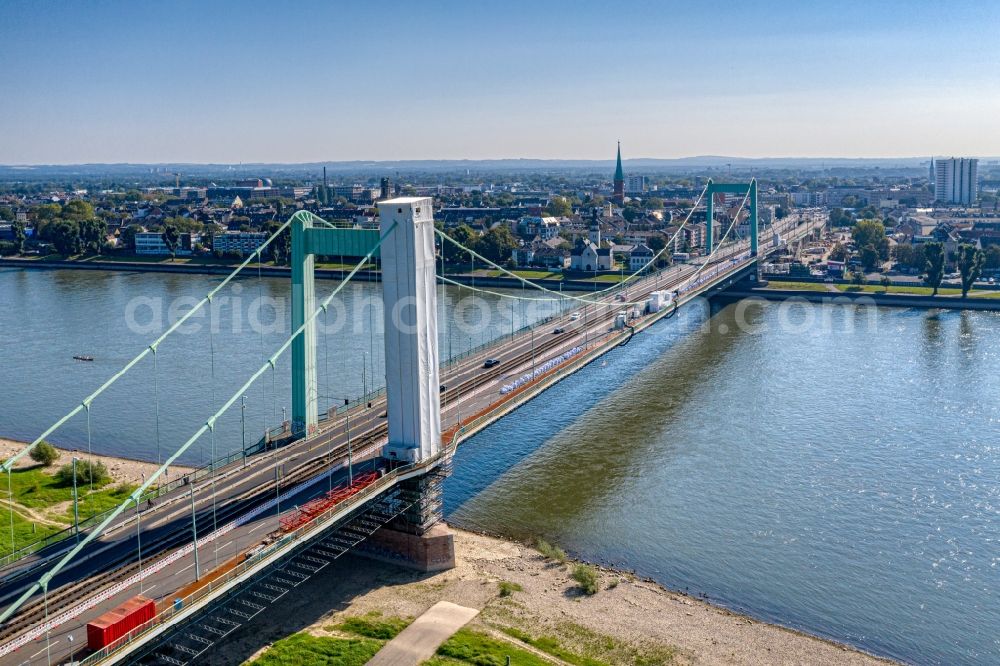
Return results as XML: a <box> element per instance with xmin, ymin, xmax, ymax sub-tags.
<box><xmin>0</xmin><ymin>217</ymin><xmax>817</xmax><ymax>665</ymax></box>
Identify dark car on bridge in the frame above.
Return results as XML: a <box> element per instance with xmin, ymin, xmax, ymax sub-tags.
<box><xmin>483</xmin><ymin>358</ymin><xmax>500</xmax><ymax>368</ymax></box>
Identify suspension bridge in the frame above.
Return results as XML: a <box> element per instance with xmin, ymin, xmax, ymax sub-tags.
<box><xmin>0</xmin><ymin>180</ymin><xmax>823</xmax><ymax>665</ymax></box>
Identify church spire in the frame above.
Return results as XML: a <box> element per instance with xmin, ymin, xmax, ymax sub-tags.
<box><xmin>613</xmin><ymin>141</ymin><xmax>625</xmax><ymax>204</ymax></box>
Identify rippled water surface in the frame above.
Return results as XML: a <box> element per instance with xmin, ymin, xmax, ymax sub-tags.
<box><xmin>0</xmin><ymin>268</ymin><xmax>558</xmax><ymax>465</ymax></box>
<box><xmin>445</xmin><ymin>300</ymin><xmax>1000</xmax><ymax>665</ymax></box>
<box><xmin>2</xmin><ymin>268</ymin><xmax>999</xmax><ymax>664</ymax></box>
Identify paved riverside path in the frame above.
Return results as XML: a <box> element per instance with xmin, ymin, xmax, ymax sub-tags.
<box><xmin>366</xmin><ymin>601</ymin><xmax>479</xmax><ymax>666</ymax></box>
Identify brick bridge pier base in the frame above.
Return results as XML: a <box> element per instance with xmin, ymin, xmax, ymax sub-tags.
<box><xmin>359</xmin><ymin>463</ymin><xmax>455</xmax><ymax>572</ymax></box>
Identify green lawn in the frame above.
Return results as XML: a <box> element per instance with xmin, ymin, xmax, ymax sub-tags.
<box><xmin>0</xmin><ymin>511</ymin><xmax>64</xmax><ymax>558</ymax></box>
<box><xmin>427</xmin><ymin>628</ymin><xmax>552</xmax><ymax>666</ymax></box>
<box><xmin>768</xmin><ymin>281</ymin><xmax>1000</xmax><ymax>299</ymax></box>
<box><xmin>0</xmin><ymin>466</ymin><xmax>146</xmax><ymax>557</ymax></box>
<box><xmin>8</xmin><ymin>466</ymin><xmax>138</xmax><ymax>522</ymax></box>
<box><xmin>9</xmin><ymin>467</ymin><xmax>79</xmax><ymax>510</ymax></box>
<box><xmin>580</xmin><ymin>274</ymin><xmax>627</xmax><ymax>283</ymax></box>
<box><xmin>762</xmin><ymin>281</ymin><xmax>833</xmax><ymax>292</ymax></box>
<box><xmin>836</xmin><ymin>284</ymin><xmax>963</xmax><ymax>296</ymax></box>
<box><xmin>499</xmin><ymin>627</ymin><xmax>606</xmax><ymax>666</ymax></box>
<box><xmin>496</xmin><ymin>622</ymin><xmax>676</xmax><ymax>666</ymax></box>
<box><xmin>330</xmin><ymin>613</ymin><xmax>411</xmax><ymax>640</ymax></box>
<box><xmin>484</xmin><ymin>269</ymin><xmax>562</xmax><ymax>280</ymax></box>
<box><xmin>63</xmin><ymin>483</ymin><xmax>139</xmax><ymax>520</ymax></box>
<box><xmin>248</xmin><ymin>634</ymin><xmax>382</xmax><ymax>666</ymax></box>
<box><xmin>249</xmin><ymin>613</ymin><xmax>410</xmax><ymax>666</ymax></box>
<box><xmin>53</xmin><ymin>253</ymin><xmax>241</xmax><ymax>266</ymax></box>
<box><xmin>315</xmin><ymin>262</ymin><xmax>377</xmax><ymax>271</ymax></box>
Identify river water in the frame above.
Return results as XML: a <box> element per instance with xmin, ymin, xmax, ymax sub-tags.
<box><xmin>1</xmin><ymin>268</ymin><xmax>998</xmax><ymax>664</ymax></box>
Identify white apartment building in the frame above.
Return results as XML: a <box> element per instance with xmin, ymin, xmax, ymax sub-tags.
<box><xmin>934</xmin><ymin>158</ymin><xmax>978</xmax><ymax>205</ymax></box>
<box><xmin>625</xmin><ymin>175</ymin><xmax>647</xmax><ymax>195</ymax></box>
<box><xmin>212</xmin><ymin>231</ymin><xmax>268</xmax><ymax>255</ymax></box>
<box><xmin>134</xmin><ymin>232</ymin><xmax>199</xmax><ymax>256</ymax></box>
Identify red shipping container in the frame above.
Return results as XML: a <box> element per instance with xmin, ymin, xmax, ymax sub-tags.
<box><xmin>86</xmin><ymin>595</ymin><xmax>155</xmax><ymax>651</ymax></box>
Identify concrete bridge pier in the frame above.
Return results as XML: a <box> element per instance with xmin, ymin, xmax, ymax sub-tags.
<box><xmin>362</xmin><ymin>460</ymin><xmax>455</xmax><ymax>572</ymax></box>
<box><xmin>290</xmin><ymin>197</ymin><xmax>456</xmax><ymax>571</ymax></box>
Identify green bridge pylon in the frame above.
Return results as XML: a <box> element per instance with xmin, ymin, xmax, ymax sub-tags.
<box><xmin>290</xmin><ymin>200</ymin><xmax>442</xmax><ymax>464</ymax></box>
<box><xmin>290</xmin><ymin>218</ymin><xmax>381</xmax><ymax>437</ymax></box>
<box><xmin>704</xmin><ymin>178</ymin><xmax>757</xmax><ymax>256</ymax></box>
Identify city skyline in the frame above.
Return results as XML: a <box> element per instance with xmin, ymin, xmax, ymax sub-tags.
<box><xmin>1</xmin><ymin>0</ymin><xmax>998</xmax><ymax>164</ymax></box>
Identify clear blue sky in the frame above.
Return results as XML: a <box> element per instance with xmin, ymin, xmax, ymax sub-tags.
<box><xmin>1</xmin><ymin>0</ymin><xmax>997</xmax><ymax>163</ymax></box>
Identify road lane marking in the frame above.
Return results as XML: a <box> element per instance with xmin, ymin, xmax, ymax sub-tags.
<box><xmin>30</xmin><ymin>640</ymin><xmax>58</xmax><ymax>659</ymax></box>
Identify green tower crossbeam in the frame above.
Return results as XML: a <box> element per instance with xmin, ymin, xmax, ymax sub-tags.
<box><xmin>704</xmin><ymin>179</ymin><xmax>758</xmax><ymax>256</ymax></box>
<box><xmin>291</xmin><ymin>223</ymin><xmax>382</xmax><ymax>437</ymax></box>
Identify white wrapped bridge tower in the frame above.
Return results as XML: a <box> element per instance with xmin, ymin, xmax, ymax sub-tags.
<box><xmin>378</xmin><ymin>197</ymin><xmax>442</xmax><ymax>463</ymax></box>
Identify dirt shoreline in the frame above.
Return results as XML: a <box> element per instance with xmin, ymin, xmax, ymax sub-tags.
<box><xmin>0</xmin><ymin>437</ymin><xmax>195</xmax><ymax>486</ymax></box>
<box><xmin>231</xmin><ymin>527</ymin><xmax>898</xmax><ymax>666</ymax></box>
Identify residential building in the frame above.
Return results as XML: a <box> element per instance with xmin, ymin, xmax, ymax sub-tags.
<box><xmin>935</xmin><ymin>158</ymin><xmax>978</xmax><ymax>205</ymax></box>
<box><xmin>625</xmin><ymin>175</ymin><xmax>646</xmax><ymax>195</ymax></box>
<box><xmin>790</xmin><ymin>191</ymin><xmax>826</xmax><ymax>206</ymax></box>
<box><xmin>134</xmin><ymin>231</ymin><xmax>199</xmax><ymax>256</ymax></box>
<box><xmin>518</xmin><ymin>216</ymin><xmax>561</xmax><ymax>240</ymax></box>
<box><xmin>629</xmin><ymin>244</ymin><xmax>654</xmax><ymax>271</ymax></box>
<box><xmin>533</xmin><ymin>246</ymin><xmax>571</xmax><ymax>268</ymax></box>
<box><xmin>212</xmin><ymin>231</ymin><xmax>268</xmax><ymax>255</ymax></box>
<box><xmin>511</xmin><ymin>240</ymin><xmax>570</xmax><ymax>269</ymax></box>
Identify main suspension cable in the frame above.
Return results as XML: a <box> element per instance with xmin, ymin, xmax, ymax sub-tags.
<box><xmin>433</xmin><ymin>184</ymin><xmax>709</xmax><ymax>308</ymax></box>
<box><xmin>0</xmin><ymin>211</ymin><xmax>308</xmax><ymax>475</ymax></box>
<box><xmin>0</xmin><ymin>221</ymin><xmax>398</xmax><ymax>626</ymax></box>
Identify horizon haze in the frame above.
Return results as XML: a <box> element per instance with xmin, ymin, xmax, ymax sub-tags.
<box><xmin>1</xmin><ymin>0</ymin><xmax>997</xmax><ymax>164</ymax></box>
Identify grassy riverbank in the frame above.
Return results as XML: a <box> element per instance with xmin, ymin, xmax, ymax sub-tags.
<box><xmin>763</xmin><ymin>280</ymin><xmax>1000</xmax><ymax>298</ymax></box>
<box><xmin>0</xmin><ymin>438</ymin><xmax>195</xmax><ymax>557</ymax></box>
<box><xmin>234</xmin><ymin>529</ymin><xmax>896</xmax><ymax>666</ymax></box>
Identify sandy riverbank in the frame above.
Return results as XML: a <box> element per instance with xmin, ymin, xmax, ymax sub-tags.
<box><xmin>0</xmin><ymin>437</ymin><xmax>194</xmax><ymax>486</ymax></box>
<box><xmin>227</xmin><ymin>527</ymin><xmax>896</xmax><ymax>666</ymax></box>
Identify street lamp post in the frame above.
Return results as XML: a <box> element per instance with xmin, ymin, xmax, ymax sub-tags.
<box><xmin>241</xmin><ymin>395</ymin><xmax>248</xmax><ymax>467</ymax></box>
<box><xmin>135</xmin><ymin>498</ymin><xmax>143</xmax><ymax>594</ymax></box>
<box><xmin>361</xmin><ymin>352</ymin><xmax>368</xmax><ymax>400</ymax></box>
<box><xmin>190</xmin><ymin>483</ymin><xmax>200</xmax><ymax>581</ymax></box>
<box><xmin>275</xmin><ymin>460</ymin><xmax>281</xmax><ymax>517</ymax></box>
<box><xmin>530</xmin><ymin>327</ymin><xmax>535</xmax><ymax>375</ymax></box>
<box><xmin>71</xmin><ymin>457</ymin><xmax>80</xmax><ymax>543</ymax></box>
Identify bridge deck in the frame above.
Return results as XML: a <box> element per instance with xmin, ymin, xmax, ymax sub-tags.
<box><xmin>0</xmin><ymin>215</ymin><xmax>823</xmax><ymax>666</ymax></box>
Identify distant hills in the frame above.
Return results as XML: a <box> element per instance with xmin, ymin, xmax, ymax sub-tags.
<box><xmin>3</xmin><ymin>156</ymin><xmax>996</xmax><ymax>179</ymax></box>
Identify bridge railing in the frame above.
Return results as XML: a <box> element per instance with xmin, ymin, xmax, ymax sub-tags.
<box><xmin>0</xmin><ymin>437</ymin><xmax>276</xmax><ymax>571</ymax></box>
<box><xmin>73</xmin><ymin>445</ymin><xmax>456</xmax><ymax>666</ymax></box>
<box><xmin>0</xmin><ymin>241</ymin><xmax>767</xmax><ymax>572</ymax></box>
<box><xmin>64</xmin><ymin>252</ymin><xmax>769</xmax><ymax>663</ymax></box>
